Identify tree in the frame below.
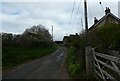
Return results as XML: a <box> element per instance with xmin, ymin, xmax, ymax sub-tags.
<box><xmin>19</xmin><ymin>24</ymin><xmax>52</xmax><ymax>48</ymax></box>
<box><xmin>2</xmin><ymin>24</ymin><xmax>53</xmax><ymax>48</ymax></box>
<box><xmin>2</xmin><ymin>33</ymin><xmax>13</xmax><ymax>47</ymax></box>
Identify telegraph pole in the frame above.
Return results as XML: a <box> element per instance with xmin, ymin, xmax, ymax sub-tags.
<box><xmin>84</xmin><ymin>0</ymin><xmax>89</xmax><ymax>45</ymax></box>
<box><xmin>84</xmin><ymin>1</ymin><xmax>94</xmax><ymax>79</ymax></box>
<box><xmin>52</xmin><ymin>25</ymin><xmax>53</xmax><ymax>42</ymax></box>
<box><xmin>81</xmin><ymin>18</ymin><xmax>84</xmax><ymax>30</ymax></box>
<box><xmin>84</xmin><ymin>0</ymin><xmax>88</xmax><ymax>32</ymax></box>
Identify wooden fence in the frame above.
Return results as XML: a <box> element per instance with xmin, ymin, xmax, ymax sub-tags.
<box><xmin>85</xmin><ymin>46</ymin><xmax>120</xmax><ymax>81</ymax></box>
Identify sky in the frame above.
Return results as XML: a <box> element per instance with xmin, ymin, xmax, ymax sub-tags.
<box><xmin>1</xmin><ymin>0</ymin><xmax>120</xmax><ymax>41</ymax></box>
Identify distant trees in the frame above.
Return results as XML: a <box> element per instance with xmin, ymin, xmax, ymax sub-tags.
<box><xmin>2</xmin><ymin>25</ymin><xmax>57</xmax><ymax>70</ymax></box>
<box><xmin>2</xmin><ymin>33</ymin><xmax>14</xmax><ymax>47</ymax></box>
<box><xmin>23</xmin><ymin>25</ymin><xmax>52</xmax><ymax>41</ymax></box>
<box><xmin>2</xmin><ymin>24</ymin><xmax>53</xmax><ymax>48</ymax></box>
<box><xmin>18</xmin><ymin>25</ymin><xmax>52</xmax><ymax>48</ymax></box>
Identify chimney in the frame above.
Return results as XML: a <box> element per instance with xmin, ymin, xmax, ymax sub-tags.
<box><xmin>94</xmin><ymin>17</ymin><xmax>98</xmax><ymax>24</ymax></box>
<box><xmin>105</xmin><ymin>7</ymin><xmax>111</xmax><ymax>15</ymax></box>
<box><xmin>75</xmin><ymin>33</ymin><xmax>78</xmax><ymax>36</ymax></box>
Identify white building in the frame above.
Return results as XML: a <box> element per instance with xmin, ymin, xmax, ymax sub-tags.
<box><xmin>118</xmin><ymin>1</ymin><xmax>120</xmax><ymax>18</ymax></box>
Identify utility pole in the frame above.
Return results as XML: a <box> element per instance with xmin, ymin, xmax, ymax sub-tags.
<box><xmin>84</xmin><ymin>0</ymin><xmax>89</xmax><ymax>45</ymax></box>
<box><xmin>84</xmin><ymin>0</ymin><xmax>88</xmax><ymax>32</ymax></box>
<box><xmin>52</xmin><ymin>25</ymin><xmax>53</xmax><ymax>42</ymax></box>
<box><xmin>84</xmin><ymin>0</ymin><xmax>94</xmax><ymax>79</ymax></box>
<box><xmin>81</xmin><ymin>18</ymin><xmax>84</xmax><ymax>30</ymax></box>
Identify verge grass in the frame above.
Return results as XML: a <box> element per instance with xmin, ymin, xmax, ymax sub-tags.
<box><xmin>2</xmin><ymin>47</ymin><xmax>57</xmax><ymax>71</ymax></box>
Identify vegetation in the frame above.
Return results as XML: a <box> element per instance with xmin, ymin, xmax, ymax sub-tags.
<box><xmin>2</xmin><ymin>24</ymin><xmax>57</xmax><ymax>70</ymax></box>
<box><xmin>65</xmin><ymin>23</ymin><xmax>120</xmax><ymax>79</ymax></box>
<box><xmin>65</xmin><ymin>34</ymin><xmax>86</xmax><ymax>79</ymax></box>
<box><xmin>3</xmin><ymin>47</ymin><xmax>56</xmax><ymax>70</ymax></box>
<box><xmin>65</xmin><ymin>47</ymin><xmax>84</xmax><ymax>78</ymax></box>
<box><xmin>2</xmin><ymin>24</ymin><xmax>53</xmax><ymax>48</ymax></box>
<box><xmin>88</xmin><ymin>23</ymin><xmax>120</xmax><ymax>53</ymax></box>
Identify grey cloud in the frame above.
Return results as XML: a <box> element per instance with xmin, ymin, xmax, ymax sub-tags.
<box><xmin>1</xmin><ymin>1</ymin><xmax>119</xmax><ymax>41</ymax></box>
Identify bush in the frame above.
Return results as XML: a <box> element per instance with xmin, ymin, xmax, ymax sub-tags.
<box><xmin>69</xmin><ymin>63</ymin><xmax>80</xmax><ymax>77</ymax></box>
<box><xmin>65</xmin><ymin>47</ymin><xmax>85</xmax><ymax>78</ymax></box>
<box><xmin>88</xmin><ymin>23</ymin><xmax>120</xmax><ymax>52</ymax></box>
<box><xmin>64</xmin><ymin>32</ymin><xmax>87</xmax><ymax>78</ymax></box>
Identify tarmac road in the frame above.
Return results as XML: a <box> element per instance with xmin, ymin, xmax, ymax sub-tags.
<box><xmin>3</xmin><ymin>47</ymin><xmax>68</xmax><ymax>79</ymax></box>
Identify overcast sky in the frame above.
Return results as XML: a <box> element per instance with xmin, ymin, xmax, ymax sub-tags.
<box><xmin>1</xmin><ymin>0</ymin><xmax>120</xmax><ymax>41</ymax></box>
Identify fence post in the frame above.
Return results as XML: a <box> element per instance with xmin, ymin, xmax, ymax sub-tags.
<box><xmin>85</xmin><ymin>46</ymin><xmax>94</xmax><ymax>79</ymax></box>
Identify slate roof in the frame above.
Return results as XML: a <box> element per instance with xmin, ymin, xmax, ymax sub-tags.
<box><xmin>89</xmin><ymin>13</ymin><xmax>120</xmax><ymax>31</ymax></box>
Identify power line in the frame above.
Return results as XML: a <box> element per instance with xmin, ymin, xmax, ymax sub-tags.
<box><xmin>75</xmin><ymin>1</ymin><xmax>82</xmax><ymax>33</ymax></box>
<box><xmin>15</xmin><ymin>1</ymin><xmax>43</xmax><ymax>41</ymax></box>
<box><xmin>67</xmin><ymin>1</ymin><xmax>76</xmax><ymax>35</ymax></box>
<box><xmin>88</xmin><ymin>3</ymin><xmax>93</xmax><ymax>19</ymax></box>
<box><xmin>16</xmin><ymin>1</ymin><xmax>40</xmax><ymax>19</ymax></box>
<box><xmin>99</xmin><ymin>0</ymin><xmax>104</xmax><ymax>12</ymax></box>
<box><xmin>87</xmin><ymin>4</ymin><xmax>93</xmax><ymax>28</ymax></box>
<box><xmin>52</xmin><ymin>25</ymin><xmax>53</xmax><ymax>41</ymax></box>
<box><xmin>81</xmin><ymin>18</ymin><xmax>84</xmax><ymax>30</ymax></box>
<box><xmin>71</xmin><ymin>1</ymin><xmax>82</xmax><ymax>29</ymax></box>
<box><xmin>69</xmin><ymin>1</ymin><xmax>76</xmax><ymax>29</ymax></box>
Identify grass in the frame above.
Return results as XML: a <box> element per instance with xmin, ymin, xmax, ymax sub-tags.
<box><xmin>65</xmin><ymin>47</ymin><xmax>87</xmax><ymax>79</ymax></box>
<box><xmin>2</xmin><ymin>46</ymin><xmax>57</xmax><ymax>70</ymax></box>
<box><xmin>65</xmin><ymin>47</ymin><xmax>81</xmax><ymax>78</ymax></box>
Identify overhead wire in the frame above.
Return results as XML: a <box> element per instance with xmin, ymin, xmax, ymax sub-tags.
<box><xmin>81</xmin><ymin>2</ymin><xmax>84</xmax><ymax>32</ymax></box>
<box><xmin>14</xmin><ymin>0</ymin><xmax>41</xmax><ymax>41</ymax></box>
<box><xmin>68</xmin><ymin>1</ymin><xmax>76</xmax><ymax>34</ymax></box>
<box><xmin>87</xmin><ymin>3</ymin><xmax>94</xmax><ymax>28</ymax></box>
<box><xmin>88</xmin><ymin>3</ymin><xmax>93</xmax><ymax>19</ymax></box>
<box><xmin>74</xmin><ymin>1</ymin><xmax>82</xmax><ymax>33</ymax></box>
<box><xmin>71</xmin><ymin>1</ymin><xmax>81</xmax><ymax>30</ymax></box>
<box><xmin>81</xmin><ymin>18</ymin><xmax>84</xmax><ymax>31</ymax></box>
<box><xmin>99</xmin><ymin>0</ymin><xmax>104</xmax><ymax>12</ymax></box>
<box><xmin>16</xmin><ymin>0</ymin><xmax>40</xmax><ymax>19</ymax></box>
<box><xmin>85</xmin><ymin>0</ymin><xmax>105</xmax><ymax>29</ymax></box>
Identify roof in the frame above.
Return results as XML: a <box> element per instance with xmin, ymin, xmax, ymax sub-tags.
<box><xmin>89</xmin><ymin>13</ymin><xmax>120</xmax><ymax>30</ymax></box>
<box><xmin>63</xmin><ymin>36</ymin><xmax>69</xmax><ymax>38</ymax></box>
<box><xmin>54</xmin><ymin>41</ymin><xmax>63</xmax><ymax>44</ymax></box>
<box><xmin>63</xmin><ymin>36</ymin><xmax>69</xmax><ymax>40</ymax></box>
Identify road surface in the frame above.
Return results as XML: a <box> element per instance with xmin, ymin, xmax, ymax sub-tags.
<box><xmin>3</xmin><ymin>47</ymin><xmax>68</xmax><ymax>79</ymax></box>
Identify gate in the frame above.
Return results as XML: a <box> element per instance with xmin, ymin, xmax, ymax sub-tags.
<box><xmin>85</xmin><ymin>46</ymin><xmax>120</xmax><ymax>81</ymax></box>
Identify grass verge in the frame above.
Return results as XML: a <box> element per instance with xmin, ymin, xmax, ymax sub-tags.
<box><xmin>65</xmin><ymin>47</ymin><xmax>86</xmax><ymax>79</ymax></box>
<box><xmin>2</xmin><ymin>46</ymin><xmax>57</xmax><ymax>71</ymax></box>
